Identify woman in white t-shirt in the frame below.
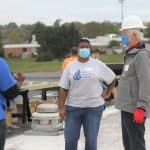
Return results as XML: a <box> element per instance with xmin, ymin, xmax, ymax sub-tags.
<box><xmin>59</xmin><ymin>39</ymin><xmax>115</xmax><ymax>150</ymax></box>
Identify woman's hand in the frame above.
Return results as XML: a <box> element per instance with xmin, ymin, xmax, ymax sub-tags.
<box><xmin>101</xmin><ymin>90</ymin><xmax>110</xmax><ymax>100</ymax></box>
<box><xmin>16</xmin><ymin>72</ymin><xmax>25</xmax><ymax>87</ymax></box>
<box><xmin>59</xmin><ymin>88</ymin><xmax>68</xmax><ymax>120</ymax></box>
<box><xmin>101</xmin><ymin>79</ymin><xmax>116</xmax><ymax>101</ymax></box>
<box><xmin>59</xmin><ymin>107</ymin><xmax>66</xmax><ymax>120</ymax></box>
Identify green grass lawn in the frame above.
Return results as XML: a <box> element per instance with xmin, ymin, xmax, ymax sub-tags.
<box><xmin>8</xmin><ymin>58</ymin><xmax>62</xmax><ymax>73</ymax></box>
<box><xmin>8</xmin><ymin>54</ymin><xmax>124</xmax><ymax>73</ymax></box>
<box><xmin>101</xmin><ymin>54</ymin><xmax>124</xmax><ymax>63</ymax></box>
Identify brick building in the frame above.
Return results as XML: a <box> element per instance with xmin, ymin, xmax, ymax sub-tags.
<box><xmin>3</xmin><ymin>35</ymin><xmax>40</xmax><ymax>59</ymax></box>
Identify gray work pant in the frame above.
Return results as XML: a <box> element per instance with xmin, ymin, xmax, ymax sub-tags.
<box><xmin>121</xmin><ymin>111</ymin><xmax>146</xmax><ymax>150</ymax></box>
<box><xmin>0</xmin><ymin>120</ymin><xmax>7</xmax><ymax>150</ymax></box>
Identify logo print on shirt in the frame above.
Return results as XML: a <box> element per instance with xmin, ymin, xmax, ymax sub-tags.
<box><xmin>73</xmin><ymin>69</ymin><xmax>81</xmax><ymax>80</ymax></box>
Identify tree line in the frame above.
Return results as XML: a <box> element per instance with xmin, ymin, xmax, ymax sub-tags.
<box><xmin>0</xmin><ymin>20</ymin><xmax>150</xmax><ymax>60</ymax></box>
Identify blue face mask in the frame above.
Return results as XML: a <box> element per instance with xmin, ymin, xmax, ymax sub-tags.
<box><xmin>121</xmin><ymin>34</ymin><xmax>129</xmax><ymax>47</ymax></box>
<box><xmin>79</xmin><ymin>48</ymin><xmax>91</xmax><ymax>58</ymax></box>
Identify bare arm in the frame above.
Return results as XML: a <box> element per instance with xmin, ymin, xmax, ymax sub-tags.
<box><xmin>59</xmin><ymin>87</ymin><xmax>68</xmax><ymax>119</ymax></box>
<box><xmin>101</xmin><ymin>79</ymin><xmax>116</xmax><ymax>100</ymax></box>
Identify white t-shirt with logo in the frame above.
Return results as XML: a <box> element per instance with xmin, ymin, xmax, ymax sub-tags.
<box><xmin>59</xmin><ymin>58</ymin><xmax>115</xmax><ymax>108</ymax></box>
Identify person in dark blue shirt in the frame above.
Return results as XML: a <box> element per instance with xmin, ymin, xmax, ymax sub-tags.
<box><xmin>0</xmin><ymin>58</ymin><xmax>19</xmax><ymax>150</ymax></box>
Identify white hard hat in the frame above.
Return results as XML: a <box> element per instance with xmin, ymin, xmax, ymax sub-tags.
<box><xmin>120</xmin><ymin>15</ymin><xmax>146</xmax><ymax>31</ymax></box>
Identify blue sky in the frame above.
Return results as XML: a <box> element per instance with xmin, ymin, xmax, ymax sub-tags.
<box><xmin>0</xmin><ymin>0</ymin><xmax>149</xmax><ymax>25</ymax></box>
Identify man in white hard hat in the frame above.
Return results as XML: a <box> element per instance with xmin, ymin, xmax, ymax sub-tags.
<box><xmin>116</xmin><ymin>15</ymin><xmax>149</xmax><ymax>150</ymax></box>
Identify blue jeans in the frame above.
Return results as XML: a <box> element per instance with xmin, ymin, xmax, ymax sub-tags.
<box><xmin>64</xmin><ymin>105</ymin><xmax>104</xmax><ymax>150</ymax></box>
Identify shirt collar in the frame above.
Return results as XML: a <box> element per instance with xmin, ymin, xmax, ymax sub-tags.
<box><xmin>126</xmin><ymin>42</ymin><xmax>145</xmax><ymax>54</ymax></box>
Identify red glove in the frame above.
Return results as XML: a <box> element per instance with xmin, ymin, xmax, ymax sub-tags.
<box><xmin>133</xmin><ymin>108</ymin><xmax>145</xmax><ymax>124</ymax></box>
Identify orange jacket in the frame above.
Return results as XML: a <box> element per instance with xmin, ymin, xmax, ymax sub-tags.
<box><xmin>61</xmin><ymin>56</ymin><xmax>77</xmax><ymax>72</ymax></box>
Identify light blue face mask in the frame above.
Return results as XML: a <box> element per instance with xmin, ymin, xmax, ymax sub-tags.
<box><xmin>79</xmin><ymin>48</ymin><xmax>90</xmax><ymax>58</ymax></box>
<box><xmin>121</xmin><ymin>34</ymin><xmax>129</xmax><ymax>47</ymax></box>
